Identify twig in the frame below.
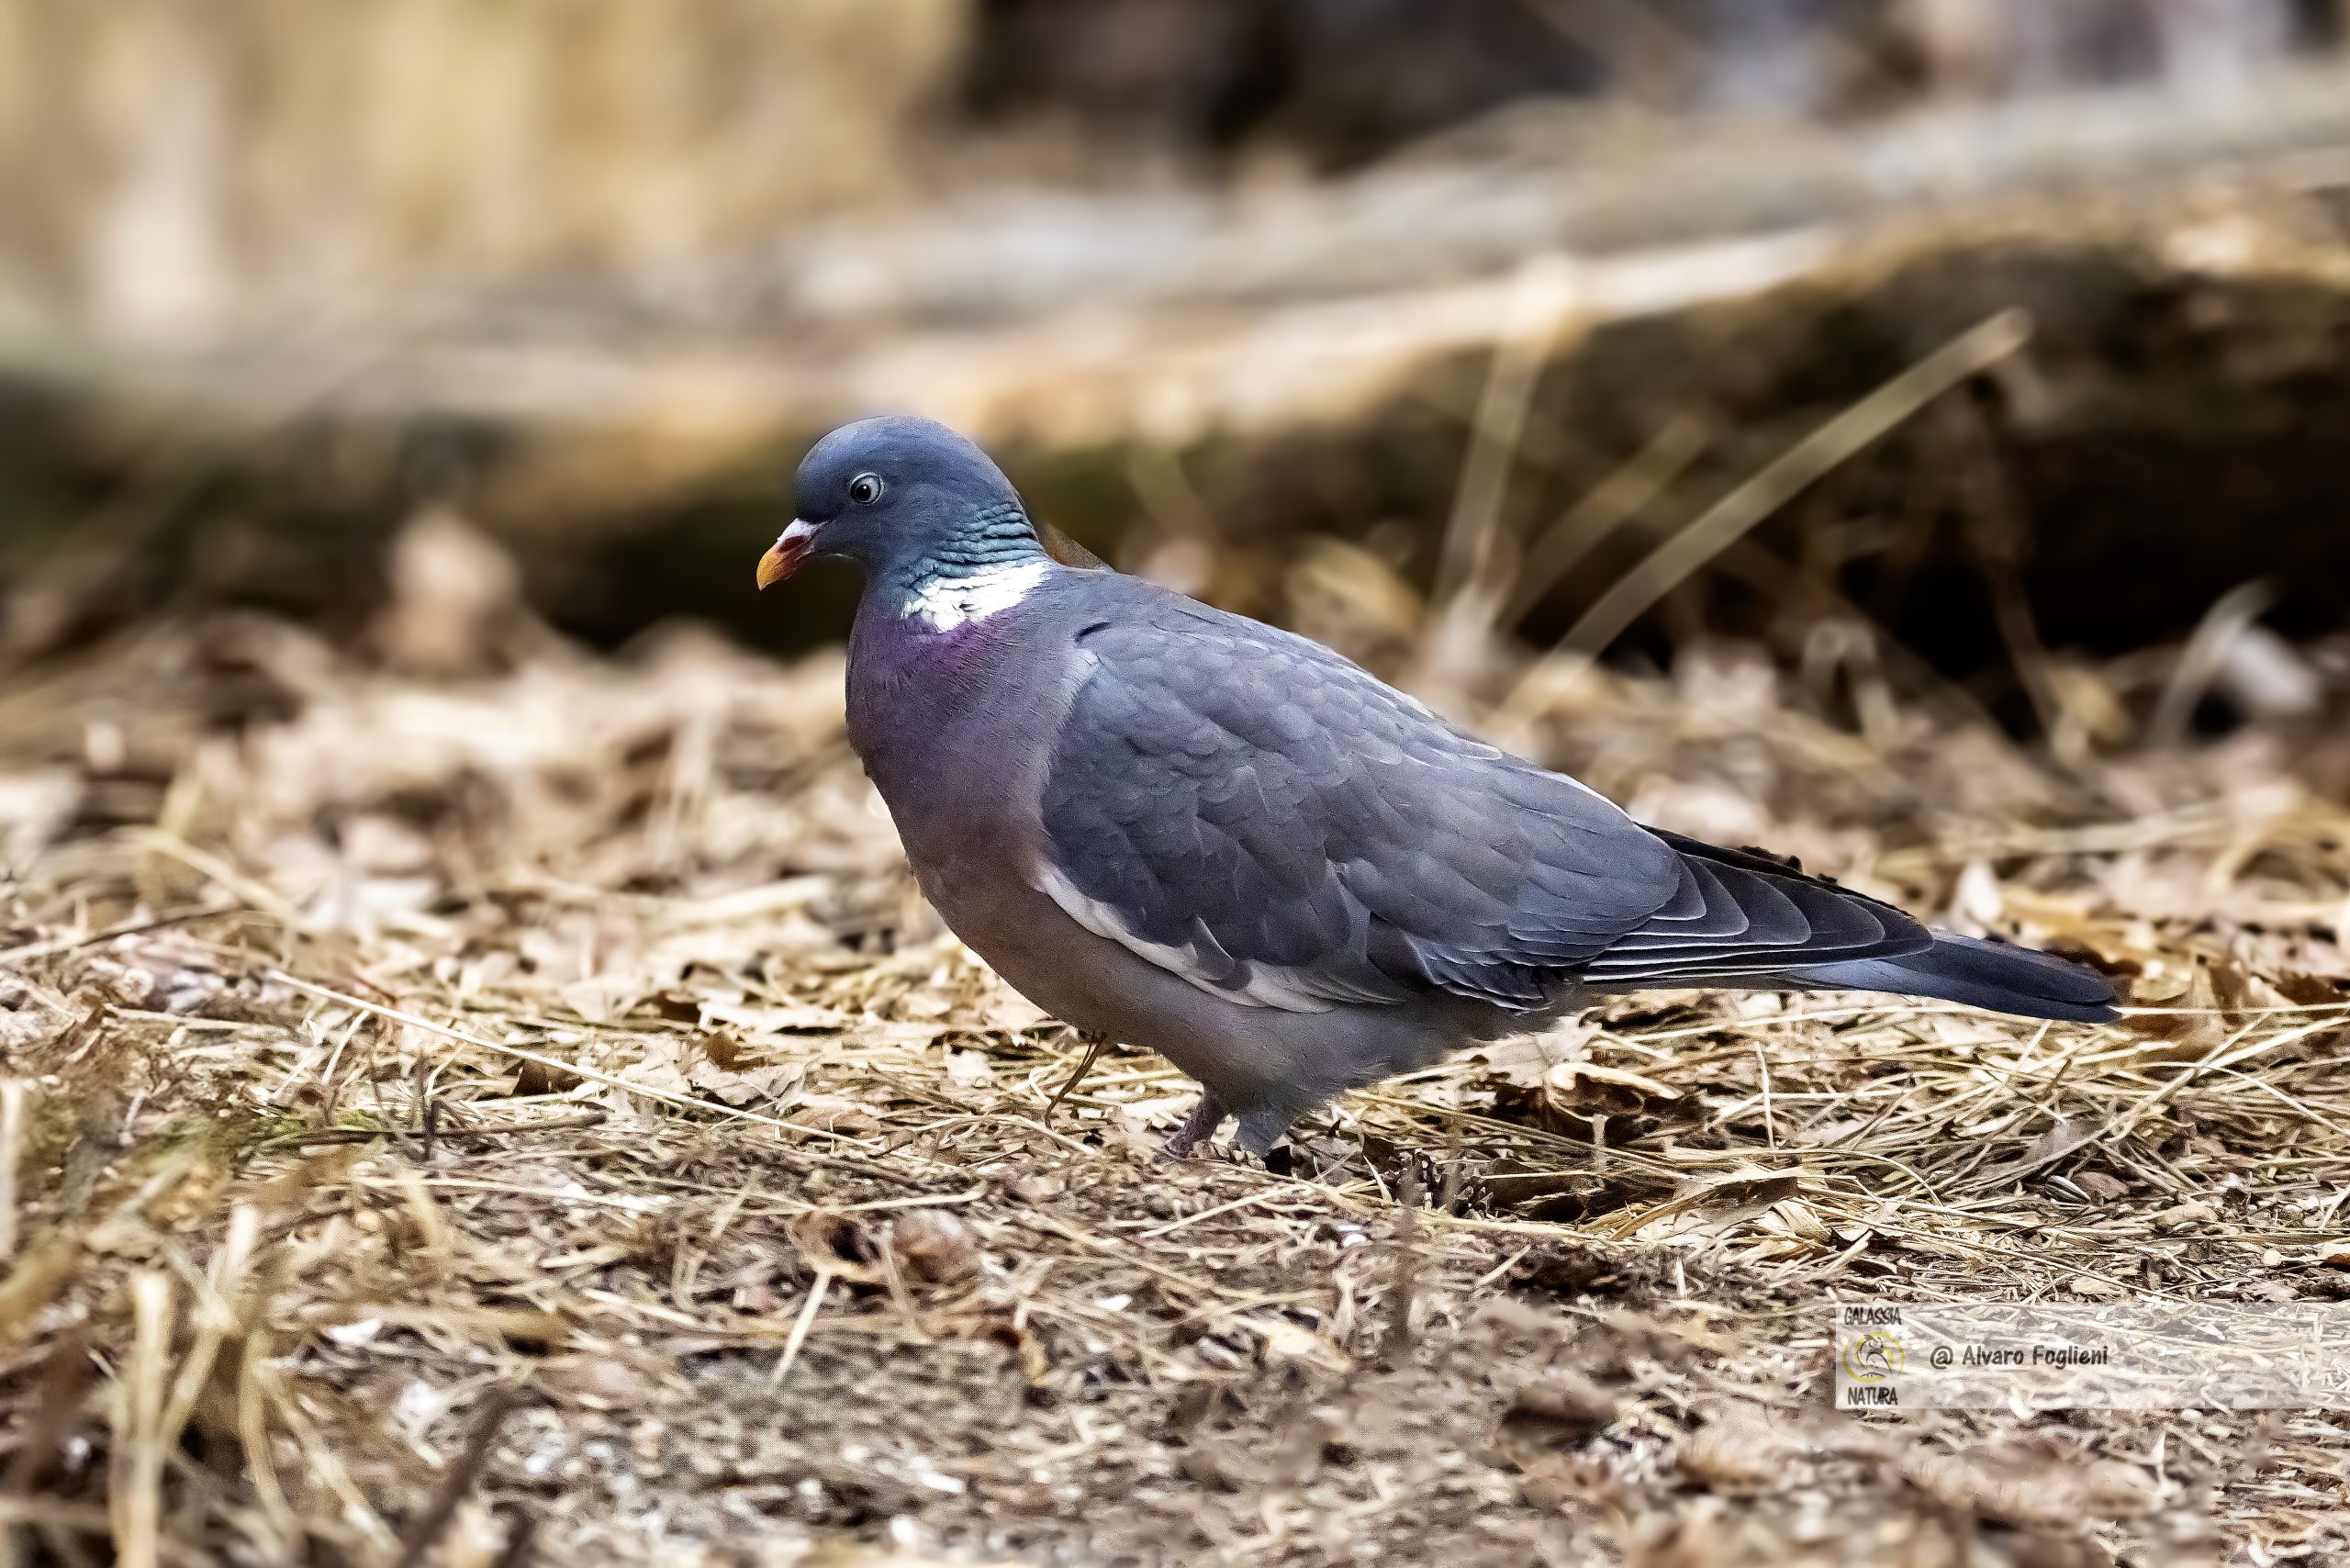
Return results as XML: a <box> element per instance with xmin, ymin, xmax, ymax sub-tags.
<box><xmin>127</xmin><ymin>832</ymin><xmax>308</xmax><ymax>931</ymax></box>
<box><xmin>112</xmin><ymin>1273</ymin><xmax>171</xmax><ymax>1568</ymax></box>
<box><xmin>1557</xmin><ymin>309</ymin><xmax>2031</xmax><ymax>657</ymax></box>
<box><xmin>1435</xmin><ymin>255</ymin><xmax>1585</xmax><ymax>610</ymax></box>
<box><xmin>237</xmin><ymin>1335</ymin><xmax>297</xmax><ymax>1551</ymax></box>
<box><xmin>0</xmin><ymin>1081</ymin><xmax>23</xmax><ymax>1266</ymax></box>
<box><xmin>1136</xmin><ymin>1186</ymin><xmax>1291</xmax><ymax>1241</ymax></box>
<box><xmin>1505</xmin><ymin>408</ymin><xmax>1712</xmax><ymax>623</ymax></box>
<box><xmin>767</xmin><ymin>1271</ymin><xmax>834</xmax><ymax>1390</ymax></box>
<box><xmin>1422</xmin><ymin>255</ymin><xmax>1587</xmax><ymax>698</ymax></box>
<box><xmin>0</xmin><ymin>909</ymin><xmax>223</xmax><ymax>970</ymax></box>
<box><xmin>1946</xmin><ymin>398</ymin><xmax>2074</xmax><ymax>755</ymax></box>
<box><xmin>1041</xmin><ymin>1033</ymin><xmax>1107</xmax><ymax>1126</ymax></box>
<box><xmin>393</xmin><ymin>1387</ymin><xmax>522</xmax><ymax>1568</ymax></box>
<box><xmin>489</xmin><ymin>1509</ymin><xmax>541</xmax><ymax>1568</ymax></box>
<box><xmin>418</xmin><ymin>1056</ymin><xmax>438</xmax><ymax>1163</ymax></box>
<box><xmin>157</xmin><ymin>1208</ymin><xmax>260</xmax><ymax>1456</ymax></box>
<box><xmin>257</xmin><ymin>1111</ymin><xmax>608</xmax><ymax>1152</ymax></box>
<box><xmin>252</xmin><ymin>1354</ymin><xmax>395</xmax><ymax>1551</ymax></box>
<box><xmin>3</xmin><ymin>1327</ymin><xmax>94</xmax><ymax>1518</ymax></box>
<box><xmin>0</xmin><ymin>1498</ymin><xmax>111</xmax><ymax>1531</ymax></box>
<box><xmin>2150</xmin><ymin>579</ymin><xmax>2277</xmax><ymax>748</ymax></box>
<box><xmin>1382</xmin><ymin>1165</ymin><xmax>1424</xmax><ymax>1365</ymax></box>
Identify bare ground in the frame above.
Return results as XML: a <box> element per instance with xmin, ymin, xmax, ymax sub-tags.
<box><xmin>4</xmin><ymin>582</ymin><xmax>2349</xmax><ymax>1566</ymax></box>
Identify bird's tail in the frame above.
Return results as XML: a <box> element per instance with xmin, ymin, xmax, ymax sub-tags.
<box><xmin>1793</xmin><ymin>932</ymin><xmax>2119</xmax><ymax>1023</ymax></box>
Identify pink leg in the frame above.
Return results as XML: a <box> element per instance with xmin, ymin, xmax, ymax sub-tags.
<box><xmin>1160</xmin><ymin>1093</ymin><xmax>1228</xmax><ymax>1159</ymax></box>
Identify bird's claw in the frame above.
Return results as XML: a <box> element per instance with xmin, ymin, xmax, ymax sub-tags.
<box><xmin>1203</xmin><ymin>1141</ymin><xmax>1270</xmax><ymax>1171</ymax></box>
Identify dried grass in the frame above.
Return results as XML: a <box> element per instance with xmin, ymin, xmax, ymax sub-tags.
<box><xmin>1</xmin><ymin>534</ymin><xmax>2347</xmax><ymax>1564</ymax></box>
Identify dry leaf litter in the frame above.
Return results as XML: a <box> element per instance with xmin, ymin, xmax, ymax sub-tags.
<box><xmin>2</xmin><ymin>519</ymin><xmax>2348</xmax><ymax>1567</ymax></box>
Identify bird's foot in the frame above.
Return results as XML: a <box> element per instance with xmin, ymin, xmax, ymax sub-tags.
<box><xmin>1234</xmin><ymin>1111</ymin><xmax>1291</xmax><ymax>1159</ymax></box>
<box><xmin>1158</xmin><ymin>1094</ymin><xmax>1228</xmax><ymax>1161</ymax></box>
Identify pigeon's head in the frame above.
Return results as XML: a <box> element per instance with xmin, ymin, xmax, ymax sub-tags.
<box><xmin>758</xmin><ymin>416</ymin><xmax>1037</xmax><ymax>590</ymax></box>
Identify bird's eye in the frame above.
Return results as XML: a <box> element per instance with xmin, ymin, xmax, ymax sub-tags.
<box><xmin>848</xmin><ymin>473</ymin><xmax>884</xmax><ymax>505</ymax></box>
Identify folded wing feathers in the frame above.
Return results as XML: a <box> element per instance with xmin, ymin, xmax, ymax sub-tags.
<box><xmin>1039</xmin><ymin>593</ymin><xmax>1934</xmax><ymax>1014</ymax></box>
<box><xmin>1580</xmin><ymin>839</ymin><xmax>1931</xmax><ymax>984</ymax></box>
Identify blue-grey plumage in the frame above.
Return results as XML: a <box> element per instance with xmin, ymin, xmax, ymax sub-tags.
<box><xmin>762</xmin><ymin>416</ymin><xmax>2119</xmax><ymax>1158</ymax></box>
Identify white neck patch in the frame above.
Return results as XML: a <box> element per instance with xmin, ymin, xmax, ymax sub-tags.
<box><xmin>904</xmin><ymin>559</ymin><xmax>1051</xmax><ymax>632</ymax></box>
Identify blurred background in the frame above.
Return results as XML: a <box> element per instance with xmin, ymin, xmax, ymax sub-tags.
<box><xmin>5</xmin><ymin>0</ymin><xmax>2350</xmax><ymax>727</ymax></box>
<box><xmin>9</xmin><ymin>13</ymin><xmax>2350</xmax><ymax>1562</ymax></box>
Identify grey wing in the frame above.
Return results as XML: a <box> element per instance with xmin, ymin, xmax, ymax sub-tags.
<box><xmin>1035</xmin><ymin>599</ymin><xmax>1931</xmax><ymax>1014</ymax></box>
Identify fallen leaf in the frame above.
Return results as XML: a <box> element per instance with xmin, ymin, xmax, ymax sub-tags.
<box><xmin>890</xmin><ymin>1209</ymin><xmax>980</xmax><ymax>1284</ymax></box>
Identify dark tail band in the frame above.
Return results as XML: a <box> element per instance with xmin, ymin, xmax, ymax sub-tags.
<box><xmin>1794</xmin><ymin>932</ymin><xmax>2120</xmax><ymax>1023</ymax></box>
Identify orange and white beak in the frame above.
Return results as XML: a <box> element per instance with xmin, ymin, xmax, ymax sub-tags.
<box><xmin>755</xmin><ymin>520</ymin><xmax>818</xmax><ymax>589</ymax></box>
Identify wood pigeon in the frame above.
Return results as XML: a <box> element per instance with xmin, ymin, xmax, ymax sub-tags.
<box><xmin>758</xmin><ymin>417</ymin><xmax>2117</xmax><ymax>1157</ymax></box>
